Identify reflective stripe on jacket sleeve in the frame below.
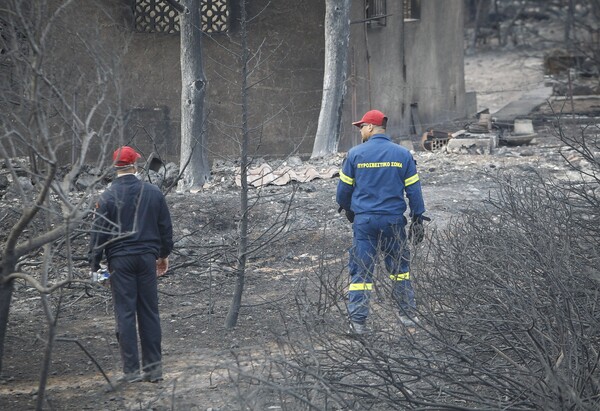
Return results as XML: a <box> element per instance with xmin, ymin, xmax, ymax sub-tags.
<box><xmin>339</xmin><ymin>170</ymin><xmax>354</xmax><ymax>186</ymax></box>
<box><xmin>405</xmin><ymin>173</ymin><xmax>419</xmax><ymax>187</ymax></box>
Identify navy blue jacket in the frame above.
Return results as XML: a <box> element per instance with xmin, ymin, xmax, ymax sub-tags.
<box><xmin>336</xmin><ymin>134</ymin><xmax>425</xmax><ymax>217</ymax></box>
<box><xmin>89</xmin><ymin>174</ymin><xmax>173</xmax><ymax>271</ymax></box>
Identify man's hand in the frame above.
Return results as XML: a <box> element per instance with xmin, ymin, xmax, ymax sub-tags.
<box><xmin>156</xmin><ymin>257</ymin><xmax>169</xmax><ymax>277</ymax></box>
<box><xmin>408</xmin><ymin>215</ymin><xmax>430</xmax><ymax>244</ymax></box>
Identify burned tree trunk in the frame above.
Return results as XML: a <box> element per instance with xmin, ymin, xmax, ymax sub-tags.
<box><xmin>224</xmin><ymin>0</ymin><xmax>250</xmax><ymax>330</ymax></box>
<box><xmin>0</xmin><ymin>267</ymin><xmax>14</xmax><ymax>374</ymax></box>
<box><xmin>178</xmin><ymin>0</ymin><xmax>210</xmax><ymax>191</ymax></box>
<box><xmin>310</xmin><ymin>0</ymin><xmax>351</xmax><ymax>159</ymax></box>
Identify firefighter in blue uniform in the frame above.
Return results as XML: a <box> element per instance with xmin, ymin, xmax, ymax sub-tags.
<box><xmin>337</xmin><ymin>110</ymin><xmax>427</xmax><ymax>334</ymax></box>
<box><xmin>89</xmin><ymin>146</ymin><xmax>173</xmax><ymax>383</ymax></box>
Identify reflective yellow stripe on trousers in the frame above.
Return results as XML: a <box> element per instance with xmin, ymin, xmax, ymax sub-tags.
<box><xmin>389</xmin><ymin>272</ymin><xmax>410</xmax><ymax>281</ymax></box>
<box><xmin>348</xmin><ymin>283</ymin><xmax>373</xmax><ymax>291</ymax></box>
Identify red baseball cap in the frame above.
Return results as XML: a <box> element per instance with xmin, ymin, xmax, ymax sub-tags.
<box><xmin>113</xmin><ymin>146</ymin><xmax>141</xmax><ymax>167</ymax></box>
<box><xmin>352</xmin><ymin>110</ymin><xmax>387</xmax><ymax>127</ymax></box>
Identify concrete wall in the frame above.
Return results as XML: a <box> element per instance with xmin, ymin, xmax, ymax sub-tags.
<box><xmin>403</xmin><ymin>0</ymin><xmax>466</xmax><ymax>131</ymax></box>
<box><xmin>11</xmin><ymin>0</ymin><xmax>183</xmax><ymax>165</ymax></box>
<box><xmin>203</xmin><ymin>1</ymin><xmax>325</xmax><ymax>159</ymax></box>
<box><xmin>116</xmin><ymin>0</ymin><xmax>326</xmax><ymax>163</ymax></box>
<box><xmin>340</xmin><ymin>0</ymin><xmax>465</xmax><ymax>151</ymax></box>
<box><xmin>34</xmin><ymin>0</ymin><xmax>325</xmax><ymax>165</ymax></box>
<box><xmin>341</xmin><ymin>1</ymin><xmax>406</xmax><ymax>150</ymax></box>
<box><xmin>10</xmin><ymin>0</ymin><xmax>465</xmax><ymax>165</ymax></box>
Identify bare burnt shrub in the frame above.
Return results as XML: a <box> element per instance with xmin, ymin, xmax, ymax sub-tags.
<box><xmin>241</xmin><ymin>162</ymin><xmax>600</xmax><ymax>410</ymax></box>
<box><xmin>556</xmin><ymin>123</ymin><xmax>600</xmax><ymax>246</ymax></box>
<box><xmin>415</xmin><ymin>169</ymin><xmax>600</xmax><ymax>410</ymax></box>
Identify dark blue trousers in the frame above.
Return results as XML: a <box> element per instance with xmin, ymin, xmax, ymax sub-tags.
<box><xmin>110</xmin><ymin>253</ymin><xmax>162</xmax><ymax>378</ymax></box>
<box><xmin>348</xmin><ymin>214</ymin><xmax>416</xmax><ymax>324</ymax></box>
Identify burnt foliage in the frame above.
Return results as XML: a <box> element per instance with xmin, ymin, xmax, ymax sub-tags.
<box><xmin>222</xmin><ymin>131</ymin><xmax>600</xmax><ymax>409</ymax></box>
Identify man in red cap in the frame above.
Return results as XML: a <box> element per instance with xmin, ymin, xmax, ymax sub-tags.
<box><xmin>89</xmin><ymin>146</ymin><xmax>173</xmax><ymax>383</ymax></box>
<box><xmin>113</xmin><ymin>146</ymin><xmax>141</xmax><ymax>167</ymax></box>
<box><xmin>337</xmin><ymin>110</ymin><xmax>428</xmax><ymax>334</ymax></box>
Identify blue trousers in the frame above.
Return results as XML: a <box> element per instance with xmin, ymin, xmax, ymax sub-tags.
<box><xmin>347</xmin><ymin>214</ymin><xmax>416</xmax><ymax>324</ymax></box>
<box><xmin>110</xmin><ymin>254</ymin><xmax>162</xmax><ymax>378</ymax></box>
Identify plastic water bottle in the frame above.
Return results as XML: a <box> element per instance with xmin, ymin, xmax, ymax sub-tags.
<box><xmin>92</xmin><ymin>268</ymin><xmax>110</xmax><ymax>284</ymax></box>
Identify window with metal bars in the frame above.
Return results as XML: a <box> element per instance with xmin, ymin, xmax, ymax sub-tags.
<box><xmin>365</xmin><ymin>0</ymin><xmax>386</xmax><ymax>27</ymax></box>
<box><xmin>133</xmin><ymin>0</ymin><xmax>229</xmax><ymax>34</ymax></box>
<box><xmin>404</xmin><ymin>0</ymin><xmax>421</xmax><ymax>20</ymax></box>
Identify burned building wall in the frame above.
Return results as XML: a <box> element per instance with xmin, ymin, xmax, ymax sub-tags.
<box><xmin>113</xmin><ymin>0</ymin><xmax>327</xmax><ymax>163</ymax></box>
<box><xmin>202</xmin><ymin>1</ymin><xmax>326</xmax><ymax>160</ymax></box>
<box><xmin>402</xmin><ymin>0</ymin><xmax>466</xmax><ymax>131</ymax></box>
<box><xmin>7</xmin><ymin>0</ymin><xmax>326</xmax><ymax>166</ymax></box>
<box><xmin>341</xmin><ymin>0</ymin><xmax>466</xmax><ymax>151</ymax></box>
<box><xmin>4</xmin><ymin>0</ymin><xmax>466</xmax><ymax>167</ymax></box>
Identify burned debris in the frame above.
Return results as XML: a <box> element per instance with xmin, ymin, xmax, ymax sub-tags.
<box><xmin>420</xmin><ymin>112</ymin><xmax>537</xmax><ymax>155</ymax></box>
